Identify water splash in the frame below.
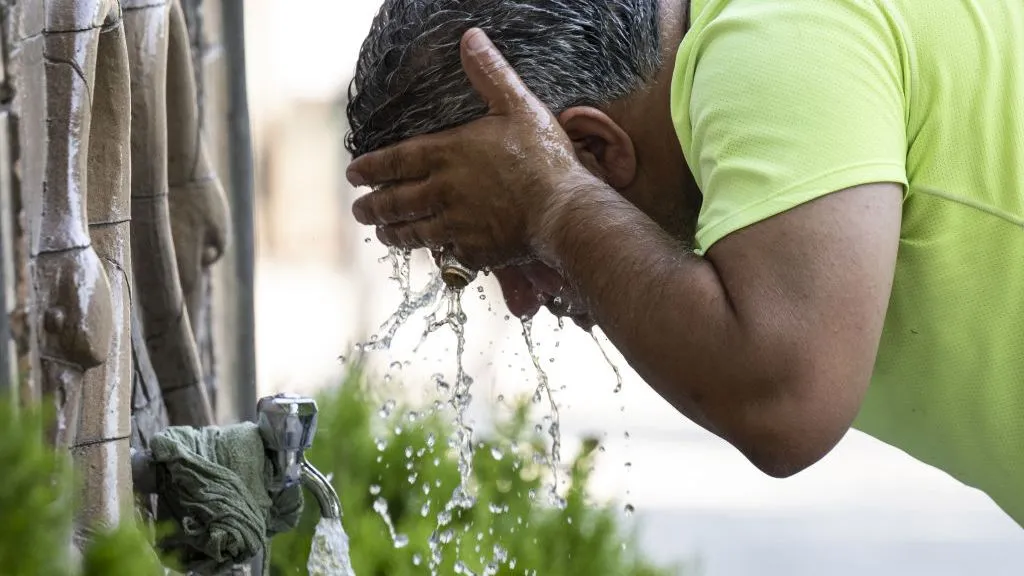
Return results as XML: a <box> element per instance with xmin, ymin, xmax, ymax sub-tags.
<box><xmin>373</xmin><ymin>497</ymin><xmax>410</xmax><ymax>548</ymax></box>
<box><xmin>521</xmin><ymin>318</ymin><xmax>565</xmax><ymax>509</ymax></box>
<box><xmin>412</xmin><ymin>286</ymin><xmax>482</xmax><ymax>574</ymax></box>
<box><xmin>590</xmin><ymin>330</ymin><xmax>623</xmax><ymax>394</ymax></box>
<box><xmin>307</xmin><ymin>517</ymin><xmax>356</xmax><ymax>576</ymax></box>
<box><xmin>363</xmin><ymin>248</ymin><xmax>445</xmax><ymax>352</ymax></box>
<box><xmin>591</xmin><ymin>329</ymin><xmax>634</xmax><ymax>523</ymax></box>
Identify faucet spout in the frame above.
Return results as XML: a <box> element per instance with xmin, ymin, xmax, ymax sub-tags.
<box><xmin>300</xmin><ymin>460</ymin><xmax>341</xmax><ymax>519</ymax></box>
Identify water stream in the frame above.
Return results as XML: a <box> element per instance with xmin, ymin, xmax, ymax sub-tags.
<box><xmin>590</xmin><ymin>329</ymin><xmax>634</xmax><ymax>518</ymax></box>
<box><xmin>522</xmin><ymin>318</ymin><xmax>566</xmax><ymax>508</ymax></box>
<box><xmin>307</xmin><ymin>517</ymin><xmax>356</xmax><ymax>576</ymax></box>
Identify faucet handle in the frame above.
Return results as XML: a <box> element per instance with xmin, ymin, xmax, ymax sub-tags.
<box><xmin>256</xmin><ymin>393</ymin><xmax>319</xmax><ymax>491</ymax></box>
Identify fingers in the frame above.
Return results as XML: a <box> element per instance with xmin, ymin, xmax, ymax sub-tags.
<box><xmin>352</xmin><ymin>180</ymin><xmax>441</xmax><ymax>226</ymax></box>
<box><xmin>375</xmin><ymin>216</ymin><xmax>450</xmax><ymax>250</ymax></box>
<box><xmin>460</xmin><ymin>28</ymin><xmax>537</xmax><ymax>115</ymax></box>
<box><xmin>346</xmin><ymin>134</ymin><xmax>439</xmax><ymax>187</ymax></box>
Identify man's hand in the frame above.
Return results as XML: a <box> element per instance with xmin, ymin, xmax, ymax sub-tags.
<box><xmin>347</xmin><ymin>28</ymin><xmax>592</xmax><ymax>271</ymax></box>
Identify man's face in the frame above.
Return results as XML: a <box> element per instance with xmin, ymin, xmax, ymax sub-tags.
<box><xmin>493</xmin><ymin>262</ymin><xmax>594</xmax><ymax>328</ymax></box>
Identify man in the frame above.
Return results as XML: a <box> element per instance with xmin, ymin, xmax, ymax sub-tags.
<box><xmin>345</xmin><ymin>0</ymin><xmax>1024</xmax><ymax>526</ymax></box>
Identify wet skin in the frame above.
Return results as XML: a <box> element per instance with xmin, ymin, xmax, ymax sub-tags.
<box><xmin>347</xmin><ymin>22</ymin><xmax>903</xmax><ymax>478</ymax></box>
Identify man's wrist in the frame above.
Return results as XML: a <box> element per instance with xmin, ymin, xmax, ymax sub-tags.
<box><xmin>530</xmin><ymin>169</ymin><xmax>616</xmax><ymax>269</ymax></box>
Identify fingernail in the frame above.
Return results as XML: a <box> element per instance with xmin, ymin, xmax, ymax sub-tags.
<box><xmin>351</xmin><ymin>201</ymin><xmax>367</xmax><ymax>223</ymax></box>
<box><xmin>465</xmin><ymin>28</ymin><xmax>489</xmax><ymax>54</ymax></box>
<box><xmin>346</xmin><ymin>167</ymin><xmax>366</xmax><ymax>187</ymax></box>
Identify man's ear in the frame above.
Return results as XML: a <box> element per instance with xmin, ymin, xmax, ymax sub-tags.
<box><xmin>558</xmin><ymin>106</ymin><xmax>637</xmax><ymax>190</ymax></box>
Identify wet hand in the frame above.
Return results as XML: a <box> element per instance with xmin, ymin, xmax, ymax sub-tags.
<box><xmin>347</xmin><ymin>28</ymin><xmax>593</xmax><ymax>271</ymax></box>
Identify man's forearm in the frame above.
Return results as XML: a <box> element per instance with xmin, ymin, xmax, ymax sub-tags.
<box><xmin>539</xmin><ymin>178</ymin><xmax>790</xmax><ymax>450</ymax></box>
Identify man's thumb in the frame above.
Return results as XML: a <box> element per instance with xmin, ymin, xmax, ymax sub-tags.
<box><xmin>460</xmin><ymin>28</ymin><xmax>533</xmax><ymax>114</ymax></box>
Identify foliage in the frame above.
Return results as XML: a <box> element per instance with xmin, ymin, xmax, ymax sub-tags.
<box><xmin>271</xmin><ymin>367</ymin><xmax>681</xmax><ymax>576</ymax></box>
<box><xmin>0</xmin><ymin>397</ymin><xmax>163</xmax><ymax>576</ymax></box>
<box><xmin>80</xmin><ymin>521</ymin><xmax>164</xmax><ymax>576</ymax></box>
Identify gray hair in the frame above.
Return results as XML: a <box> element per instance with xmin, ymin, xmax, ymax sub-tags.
<box><xmin>345</xmin><ymin>0</ymin><xmax>662</xmax><ymax>158</ymax></box>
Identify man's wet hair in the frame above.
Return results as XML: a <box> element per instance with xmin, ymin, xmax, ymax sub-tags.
<box><xmin>345</xmin><ymin>0</ymin><xmax>662</xmax><ymax>158</ymax></box>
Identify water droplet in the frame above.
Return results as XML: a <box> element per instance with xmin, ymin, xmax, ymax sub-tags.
<box><xmin>393</xmin><ymin>534</ymin><xmax>409</xmax><ymax>548</ymax></box>
<box><xmin>405</xmin><ymin>446</ymin><xmax>414</xmax><ymax>458</ymax></box>
<box><xmin>413</xmin><ymin>553</ymin><xmax>423</xmax><ymax>566</ymax></box>
<box><xmin>624</xmin><ymin>503</ymin><xmax>635</xmax><ymax>516</ymax></box>
<box><xmin>364</xmin><ymin>237</ymin><xmax>372</xmax><ymax>244</ymax></box>
<box><xmin>389</xmin><ymin>361</ymin><xmax>403</xmax><ymax>371</ymax></box>
<box><xmin>375</xmin><ymin>438</ymin><xmax>387</xmax><ymax>451</ymax></box>
<box><xmin>624</xmin><ymin>431</ymin><xmax>631</xmax><ymax>440</ymax></box>
<box><xmin>493</xmin><ymin>544</ymin><xmax>508</xmax><ymax>562</ymax></box>
<box><xmin>378</xmin><ymin>399</ymin><xmax>397</xmax><ymax>418</ymax></box>
<box><xmin>490</xmin><ymin>447</ymin><xmax>504</xmax><ymax>461</ymax></box>
<box><xmin>369</xmin><ymin>484</ymin><xmax>381</xmax><ymax>496</ymax></box>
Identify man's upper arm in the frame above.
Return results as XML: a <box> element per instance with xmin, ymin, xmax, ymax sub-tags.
<box><xmin>668</xmin><ymin>0</ymin><xmax>910</xmax><ymax>460</ymax></box>
<box><xmin>672</xmin><ymin>0</ymin><xmax>909</xmax><ymax>252</ymax></box>
<box><xmin>707</xmin><ymin>183</ymin><xmax>902</xmax><ymax>457</ymax></box>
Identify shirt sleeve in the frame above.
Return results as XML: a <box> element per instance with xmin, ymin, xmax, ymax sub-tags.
<box><xmin>671</xmin><ymin>0</ymin><xmax>910</xmax><ymax>253</ymax></box>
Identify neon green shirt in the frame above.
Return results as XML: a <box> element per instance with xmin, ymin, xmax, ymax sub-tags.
<box><xmin>672</xmin><ymin>0</ymin><xmax>1024</xmax><ymax>524</ymax></box>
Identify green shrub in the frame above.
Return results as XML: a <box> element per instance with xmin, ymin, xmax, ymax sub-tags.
<box><xmin>271</xmin><ymin>367</ymin><xmax>681</xmax><ymax>576</ymax></box>
<box><xmin>0</xmin><ymin>397</ymin><xmax>163</xmax><ymax>576</ymax></box>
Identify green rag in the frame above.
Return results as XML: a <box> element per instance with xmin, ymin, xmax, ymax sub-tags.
<box><xmin>149</xmin><ymin>422</ymin><xmax>303</xmax><ymax>575</ymax></box>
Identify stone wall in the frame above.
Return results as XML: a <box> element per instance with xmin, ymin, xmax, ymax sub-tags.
<box><xmin>0</xmin><ymin>0</ymin><xmax>256</xmax><ymax>533</ymax></box>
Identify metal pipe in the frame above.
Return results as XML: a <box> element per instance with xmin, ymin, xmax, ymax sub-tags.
<box><xmin>0</xmin><ymin>108</ymin><xmax>13</xmax><ymax>397</ymax></box>
<box><xmin>220</xmin><ymin>0</ymin><xmax>258</xmax><ymax>423</ymax></box>
<box><xmin>300</xmin><ymin>460</ymin><xmax>341</xmax><ymax>520</ymax></box>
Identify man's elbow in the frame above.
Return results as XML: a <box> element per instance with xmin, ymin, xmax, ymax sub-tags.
<box><xmin>721</xmin><ymin>376</ymin><xmax>860</xmax><ymax>479</ymax></box>
<box><xmin>741</xmin><ymin>438</ymin><xmax>834</xmax><ymax>479</ymax></box>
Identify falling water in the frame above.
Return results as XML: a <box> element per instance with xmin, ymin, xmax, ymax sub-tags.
<box><xmin>590</xmin><ymin>330</ymin><xmax>623</xmax><ymax>394</ymax></box>
<box><xmin>362</xmin><ymin>248</ymin><xmax>445</xmax><ymax>352</ymax></box>
<box><xmin>356</xmin><ymin>245</ymin><xmax>637</xmax><ymax>572</ymax></box>
<box><xmin>372</xmin><ymin>495</ymin><xmax>410</xmax><ymax>548</ymax></box>
<box><xmin>307</xmin><ymin>518</ymin><xmax>356</xmax><ymax>576</ymax></box>
<box><xmin>419</xmin><ymin>286</ymin><xmax>482</xmax><ymax>575</ymax></box>
<box><xmin>590</xmin><ymin>329</ymin><xmax>634</xmax><ymax>521</ymax></box>
<box><xmin>521</xmin><ymin>318</ymin><xmax>565</xmax><ymax>508</ymax></box>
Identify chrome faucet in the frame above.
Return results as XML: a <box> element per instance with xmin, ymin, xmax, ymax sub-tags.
<box><xmin>256</xmin><ymin>393</ymin><xmax>340</xmax><ymax>519</ymax></box>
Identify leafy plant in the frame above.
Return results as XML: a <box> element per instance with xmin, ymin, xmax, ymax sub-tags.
<box><xmin>271</xmin><ymin>366</ymin><xmax>682</xmax><ymax>576</ymax></box>
<box><xmin>0</xmin><ymin>397</ymin><xmax>163</xmax><ymax>576</ymax></box>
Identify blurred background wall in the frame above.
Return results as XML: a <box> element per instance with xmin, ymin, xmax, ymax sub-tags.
<box><xmin>241</xmin><ymin>3</ymin><xmax>1024</xmax><ymax>575</ymax></box>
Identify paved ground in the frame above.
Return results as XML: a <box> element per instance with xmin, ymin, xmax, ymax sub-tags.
<box><xmin>256</xmin><ymin>255</ymin><xmax>1024</xmax><ymax>575</ymax></box>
